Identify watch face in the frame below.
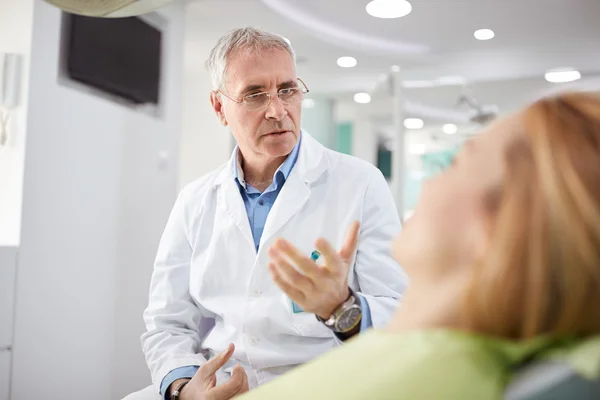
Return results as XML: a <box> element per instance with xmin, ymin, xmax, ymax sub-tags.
<box><xmin>336</xmin><ymin>306</ymin><xmax>362</xmax><ymax>332</ymax></box>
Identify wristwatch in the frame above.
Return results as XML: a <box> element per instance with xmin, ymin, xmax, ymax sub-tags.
<box><xmin>316</xmin><ymin>287</ymin><xmax>362</xmax><ymax>333</ymax></box>
<box><xmin>170</xmin><ymin>379</ymin><xmax>191</xmax><ymax>400</ymax></box>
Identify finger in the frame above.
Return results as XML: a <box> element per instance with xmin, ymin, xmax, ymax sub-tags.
<box><xmin>339</xmin><ymin>221</ymin><xmax>360</xmax><ymax>262</ymax></box>
<box><xmin>269</xmin><ymin>263</ymin><xmax>306</xmax><ymax>303</ymax></box>
<box><xmin>208</xmin><ymin>374</ymin><xmax>217</xmax><ymax>390</ymax></box>
<box><xmin>233</xmin><ymin>364</ymin><xmax>249</xmax><ymax>396</ymax></box>
<box><xmin>239</xmin><ymin>366</ymin><xmax>249</xmax><ymax>394</ymax></box>
<box><xmin>201</xmin><ymin>343</ymin><xmax>235</xmax><ymax>378</ymax></box>
<box><xmin>315</xmin><ymin>237</ymin><xmax>342</xmax><ymax>274</ymax></box>
<box><xmin>268</xmin><ymin>247</ymin><xmax>315</xmax><ymax>291</ymax></box>
<box><xmin>272</xmin><ymin>239</ymin><xmax>320</xmax><ymax>276</ymax></box>
<box><xmin>209</xmin><ymin>364</ymin><xmax>244</xmax><ymax>399</ymax></box>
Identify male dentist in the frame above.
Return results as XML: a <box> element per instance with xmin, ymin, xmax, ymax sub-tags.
<box><xmin>127</xmin><ymin>27</ymin><xmax>407</xmax><ymax>400</ymax></box>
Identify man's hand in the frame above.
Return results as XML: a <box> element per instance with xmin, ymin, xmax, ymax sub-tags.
<box><xmin>177</xmin><ymin>344</ymin><xmax>248</xmax><ymax>400</ymax></box>
<box><xmin>267</xmin><ymin>221</ymin><xmax>360</xmax><ymax>319</ymax></box>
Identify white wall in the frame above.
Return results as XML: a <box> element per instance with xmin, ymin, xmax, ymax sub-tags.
<box><xmin>178</xmin><ymin>11</ymin><xmax>232</xmax><ymax>190</ymax></box>
<box><xmin>300</xmin><ymin>95</ymin><xmax>336</xmax><ymax>149</ymax></box>
<box><xmin>334</xmin><ymin>101</ymin><xmax>378</xmax><ymax>166</ymax></box>
<box><xmin>12</xmin><ymin>1</ymin><xmax>184</xmax><ymax>399</ymax></box>
<box><xmin>0</xmin><ymin>0</ymin><xmax>34</xmax><ymax>246</ymax></box>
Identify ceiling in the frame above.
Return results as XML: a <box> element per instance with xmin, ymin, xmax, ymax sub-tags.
<box><xmin>185</xmin><ymin>0</ymin><xmax>600</xmax><ymax>136</ymax></box>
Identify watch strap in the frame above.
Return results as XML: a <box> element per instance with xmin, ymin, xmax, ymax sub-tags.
<box><xmin>316</xmin><ymin>287</ymin><xmax>362</xmax><ymax>332</ymax></box>
<box><xmin>170</xmin><ymin>379</ymin><xmax>191</xmax><ymax>400</ymax></box>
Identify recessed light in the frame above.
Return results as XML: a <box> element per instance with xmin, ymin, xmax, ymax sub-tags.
<box><xmin>443</xmin><ymin>124</ymin><xmax>458</xmax><ymax>134</ymax></box>
<box><xmin>474</xmin><ymin>29</ymin><xmax>495</xmax><ymax>41</ymax></box>
<box><xmin>544</xmin><ymin>68</ymin><xmax>582</xmax><ymax>83</ymax></box>
<box><xmin>337</xmin><ymin>56</ymin><xmax>357</xmax><ymax>68</ymax></box>
<box><xmin>404</xmin><ymin>118</ymin><xmax>424</xmax><ymax>130</ymax></box>
<box><xmin>302</xmin><ymin>98</ymin><xmax>316</xmax><ymax>109</ymax></box>
<box><xmin>354</xmin><ymin>92</ymin><xmax>371</xmax><ymax>104</ymax></box>
<box><xmin>409</xmin><ymin>143</ymin><xmax>426</xmax><ymax>154</ymax></box>
<box><xmin>437</xmin><ymin>76</ymin><xmax>467</xmax><ymax>86</ymax></box>
<box><xmin>391</xmin><ymin>65</ymin><xmax>401</xmax><ymax>72</ymax></box>
<box><xmin>366</xmin><ymin>0</ymin><xmax>412</xmax><ymax>19</ymax></box>
<box><xmin>402</xmin><ymin>80</ymin><xmax>435</xmax><ymax>88</ymax></box>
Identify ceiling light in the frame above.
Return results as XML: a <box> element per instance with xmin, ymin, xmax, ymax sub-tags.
<box><xmin>391</xmin><ymin>65</ymin><xmax>401</xmax><ymax>72</ymax></box>
<box><xmin>544</xmin><ymin>68</ymin><xmax>582</xmax><ymax>83</ymax></box>
<box><xmin>337</xmin><ymin>56</ymin><xmax>357</xmax><ymax>68</ymax></box>
<box><xmin>404</xmin><ymin>118</ymin><xmax>424</xmax><ymax>129</ymax></box>
<box><xmin>443</xmin><ymin>123</ymin><xmax>458</xmax><ymax>134</ymax></box>
<box><xmin>409</xmin><ymin>143</ymin><xmax>426</xmax><ymax>155</ymax></box>
<box><xmin>437</xmin><ymin>76</ymin><xmax>467</xmax><ymax>86</ymax></box>
<box><xmin>302</xmin><ymin>98</ymin><xmax>315</xmax><ymax>109</ymax></box>
<box><xmin>402</xmin><ymin>80</ymin><xmax>436</xmax><ymax>88</ymax></box>
<box><xmin>366</xmin><ymin>0</ymin><xmax>412</xmax><ymax>19</ymax></box>
<box><xmin>474</xmin><ymin>29</ymin><xmax>495</xmax><ymax>41</ymax></box>
<box><xmin>354</xmin><ymin>92</ymin><xmax>371</xmax><ymax>104</ymax></box>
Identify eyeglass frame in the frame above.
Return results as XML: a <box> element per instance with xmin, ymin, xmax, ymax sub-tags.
<box><xmin>215</xmin><ymin>78</ymin><xmax>310</xmax><ymax>111</ymax></box>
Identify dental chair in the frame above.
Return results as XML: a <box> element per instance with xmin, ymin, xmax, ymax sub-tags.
<box><xmin>506</xmin><ymin>361</ymin><xmax>600</xmax><ymax>400</ymax></box>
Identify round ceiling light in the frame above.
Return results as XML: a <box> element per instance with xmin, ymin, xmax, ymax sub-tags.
<box><xmin>337</xmin><ymin>56</ymin><xmax>358</xmax><ymax>68</ymax></box>
<box><xmin>354</xmin><ymin>93</ymin><xmax>372</xmax><ymax>104</ymax></box>
<box><xmin>409</xmin><ymin>143</ymin><xmax>426</xmax><ymax>155</ymax></box>
<box><xmin>443</xmin><ymin>124</ymin><xmax>458</xmax><ymax>134</ymax></box>
<box><xmin>404</xmin><ymin>118</ymin><xmax>424</xmax><ymax>130</ymax></box>
<box><xmin>366</xmin><ymin>0</ymin><xmax>412</xmax><ymax>19</ymax></box>
<box><xmin>302</xmin><ymin>98</ymin><xmax>316</xmax><ymax>109</ymax></box>
<box><xmin>474</xmin><ymin>29</ymin><xmax>495</xmax><ymax>41</ymax></box>
<box><xmin>544</xmin><ymin>68</ymin><xmax>582</xmax><ymax>83</ymax></box>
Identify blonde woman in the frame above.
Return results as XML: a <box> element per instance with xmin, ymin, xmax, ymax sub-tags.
<box><xmin>230</xmin><ymin>92</ymin><xmax>600</xmax><ymax>399</ymax></box>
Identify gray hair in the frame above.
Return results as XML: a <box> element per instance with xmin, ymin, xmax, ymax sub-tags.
<box><xmin>206</xmin><ymin>27</ymin><xmax>296</xmax><ymax>91</ymax></box>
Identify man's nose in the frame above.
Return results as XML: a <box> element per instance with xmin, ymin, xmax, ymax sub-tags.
<box><xmin>265</xmin><ymin>95</ymin><xmax>287</xmax><ymax>121</ymax></box>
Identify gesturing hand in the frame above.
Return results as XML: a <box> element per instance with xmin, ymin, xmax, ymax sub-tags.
<box><xmin>180</xmin><ymin>344</ymin><xmax>249</xmax><ymax>400</ymax></box>
<box><xmin>267</xmin><ymin>221</ymin><xmax>360</xmax><ymax>320</ymax></box>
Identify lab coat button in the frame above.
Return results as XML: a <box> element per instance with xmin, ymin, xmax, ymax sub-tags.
<box><xmin>253</xmin><ymin>289</ymin><xmax>262</xmax><ymax>297</ymax></box>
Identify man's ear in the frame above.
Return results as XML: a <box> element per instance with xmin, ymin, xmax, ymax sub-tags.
<box><xmin>210</xmin><ymin>91</ymin><xmax>228</xmax><ymax>126</ymax></box>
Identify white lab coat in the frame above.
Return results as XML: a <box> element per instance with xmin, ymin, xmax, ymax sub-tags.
<box><xmin>141</xmin><ymin>132</ymin><xmax>408</xmax><ymax>393</ymax></box>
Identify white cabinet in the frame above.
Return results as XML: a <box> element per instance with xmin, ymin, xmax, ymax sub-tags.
<box><xmin>0</xmin><ymin>350</ymin><xmax>9</xmax><ymax>400</ymax></box>
<box><xmin>0</xmin><ymin>247</ymin><xmax>17</xmax><ymax>348</ymax></box>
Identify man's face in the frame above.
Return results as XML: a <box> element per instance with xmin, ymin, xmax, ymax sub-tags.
<box><xmin>211</xmin><ymin>48</ymin><xmax>302</xmax><ymax>161</ymax></box>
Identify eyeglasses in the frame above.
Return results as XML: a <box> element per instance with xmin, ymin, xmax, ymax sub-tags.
<box><xmin>218</xmin><ymin>78</ymin><xmax>310</xmax><ymax>112</ymax></box>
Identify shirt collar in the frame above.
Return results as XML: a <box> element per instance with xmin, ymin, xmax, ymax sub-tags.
<box><xmin>233</xmin><ymin>132</ymin><xmax>302</xmax><ymax>190</ymax></box>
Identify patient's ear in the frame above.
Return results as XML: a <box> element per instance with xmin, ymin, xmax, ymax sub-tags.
<box><xmin>462</xmin><ymin>216</ymin><xmax>491</xmax><ymax>272</ymax></box>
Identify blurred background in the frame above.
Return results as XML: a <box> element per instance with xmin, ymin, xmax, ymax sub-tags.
<box><xmin>1</xmin><ymin>0</ymin><xmax>599</xmax><ymax>399</ymax></box>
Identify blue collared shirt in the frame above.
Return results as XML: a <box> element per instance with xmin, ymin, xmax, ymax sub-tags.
<box><xmin>233</xmin><ymin>134</ymin><xmax>301</xmax><ymax>251</ymax></box>
<box><xmin>159</xmin><ymin>135</ymin><xmax>372</xmax><ymax>398</ymax></box>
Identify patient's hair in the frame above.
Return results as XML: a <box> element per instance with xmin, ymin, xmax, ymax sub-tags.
<box><xmin>464</xmin><ymin>92</ymin><xmax>600</xmax><ymax>340</ymax></box>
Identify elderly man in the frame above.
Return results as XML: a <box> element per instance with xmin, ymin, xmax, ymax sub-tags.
<box><xmin>126</xmin><ymin>27</ymin><xmax>407</xmax><ymax>400</ymax></box>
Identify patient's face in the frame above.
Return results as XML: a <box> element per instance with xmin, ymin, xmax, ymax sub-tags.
<box><xmin>393</xmin><ymin>116</ymin><xmax>521</xmax><ymax>281</ymax></box>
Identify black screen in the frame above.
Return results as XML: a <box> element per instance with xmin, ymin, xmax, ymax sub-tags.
<box><xmin>66</xmin><ymin>15</ymin><xmax>162</xmax><ymax>105</ymax></box>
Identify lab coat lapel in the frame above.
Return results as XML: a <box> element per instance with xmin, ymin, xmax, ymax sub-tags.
<box><xmin>260</xmin><ymin>132</ymin><xmax>329</xmax><ymax>246</ymax></box>
<box><xmin>214</xmin><ymin>163</ymin><xmax>255</xmax><ymax>251</ymax></box>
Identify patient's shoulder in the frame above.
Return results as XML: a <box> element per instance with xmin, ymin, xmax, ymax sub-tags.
<box><xmin>240</xmin><ymin>330</ymin><xmax>505</xmax><ymax>400</ymax></box>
